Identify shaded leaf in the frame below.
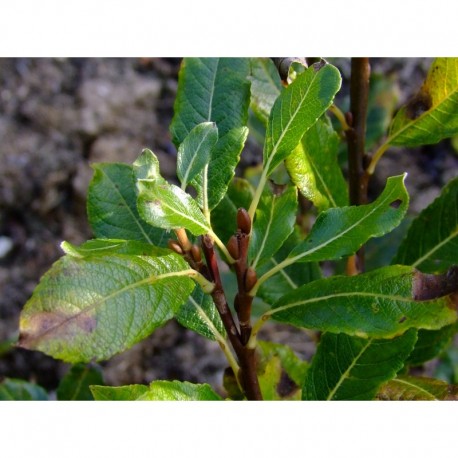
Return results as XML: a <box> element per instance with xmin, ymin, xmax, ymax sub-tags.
<box><xmin>87</xmin><ymin>163</ymin><xmax>166</xmax><ymax>245</ymax></box>
<box><xmin>394</xmin><ymin>176</ymin><xmax>458</xmax><ymax>273</ymax></box>
<box><xmin>257</xmin><ymin>228</ymin><xmax>321</xmax><ymax>305</ymax></box>
<box><xmin>406</xmin><ymin>323</ymin><xmax>458</xmax><ymax>366</ymax></box>
<box><xmin>271</xmin><ymin>265</ymin><xmax>458</xmax><ymax>339</ymax></box>
<box><xmin>388</xmin><ymin>58</ymin><xmax>458</xmax><ymax>147</ymax></box>
<box><xmin>137</xmin><ymin>381</ymin><xmax>222</xmax><ymax>401</ymax></box>
<box><xmin>249</xmin><ymin>186</ymin><xmax>298</xmax><ymax>269</ymax></box>
<box><xmin>303</xmin><ymin>329</ymin><xmax>417</xmax><ymax>400</ymax></box>
<box><xmin>176</xmin><ymin>287</ymin><xmax>226</xmax><ymax>341</ymax></box>
<box><xmin>285</xmin><ymin>115</ymin><xmax>348</xmax><ymax>211</ymax></box>
<box><xmin>91</xmin><ymin>384</ymin><xmax>149</xmax><ymax>401</ymax></box>
<box><xmin>377</xmin><ymin>375</ymin><xmax>458</xmax><ymax>400</ymax></box>
<box><xmin>287</xmin><ymin>175</ymin><xmax>409</xmax><ymax>263</ymax></box>
<box><xmin>191</xmin><ymin>126</ymin><xmax>249</xmax><ymax>210</ymax></box>
<box><xmin>137</xmin><ymin>180</ymin><xmax>210</xmax><ymax>235</ymax></box>
<box><xmin>18</xmin><ymin>252</ymin><xmax>195</xmax><ymax>363</ymax></box>
<box><xmin>264</xmin><ymin>63</ymin><xmax>341</xmax><ymax>176</ymax></box>
<box><xmin>171</xmin><ymin>58</ymin><xmax>250</xmax><ymax>146</ymax></box>
<box><xmin>0</xmin><ymin>378</ymin><xmax>48</xmax><ymax>400</ymax></box>
<box><xmin>57</xmin><ymin>363</ymin><xmax>104</xmax><ymax>400</ymax></box>
<box><xmin>249</xmin><ymin>58</ymin><xmax>282</xmax><ymax>126</ymax></box>
<box><xmin>171</xmin><ymin>58</ymin><xmax>250</xmax><ymax>210</ymax></box>
<box><xmin>177</xmin><ymin>122</ymin><xmax>218</xmax><ymax>189</ymax></box>
<box><xmin>211</xmin><ymin>177</ymin><xmax>254</xmax><ymax>244</ymax></box>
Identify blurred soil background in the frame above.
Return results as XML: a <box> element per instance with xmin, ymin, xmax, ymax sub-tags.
<box><xmin>0</xmin><ymin>58</ymin><xmax>457</xmax><ymax>397</ymax></box>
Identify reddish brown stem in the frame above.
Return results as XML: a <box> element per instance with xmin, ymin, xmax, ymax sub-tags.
<box><xmin>201</xmin><ymin>235</ymin><xmax>262</xmax><ymax>400</ymax></box>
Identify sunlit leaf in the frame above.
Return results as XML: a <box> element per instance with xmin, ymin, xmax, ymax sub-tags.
<box><xmin>271</xmin><ymin>265</ymin><xmax>457</xmax><ymax>339</ymax></box>
<box><xmin>18</xmin><ymin>252</ymin><xmax>195</xmax><ymax>363</ymax></box>
<box><xmin>388</xmin><ymin>58</ymin><xmax>458</xmax><ymax>147</ymax></box>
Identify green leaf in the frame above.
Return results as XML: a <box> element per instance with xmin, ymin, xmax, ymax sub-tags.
<box><xmin>176</xmin><ymin>287</ymin><xmax>226</xmax><ymax>341</ymax></box>
<box><xmin>18</xmin><ymin>252</ymin><xmax>195</xmax><ymax>363</ymax></box>
<box><xmin>257</xmin><ymin>228</ymin><xmax>322</xmax><ymax>305</ymax></box>
<box><xmin>365</xmin><ymin>73</ymin><xmax>399</xmax><ymax>149</ymax></box>
<box><xmin>388</xmin><ymin>58</ymin><xmax>458</xmax><ymax>147</ymax></box>
<box><xmin>137</xmin><ymin>180</ymin><xmax>210</xmax><ymax>235</ymax></box>
<box><xmin>177</xmin><ymin>122</ymin><xmax>218</xmax><ymax>189</ymax></box>
<box><xmin>249</xmin><ymin>186</ymin><xmax>298</xmax><ymax>269</ymax></box>
<box><xmin>0</xmin><ymin>378</ymin><xmax>48</xmax><ymax>400</ymax></box>
<box><xmin>61</xmin><ymin>239</ymin><xmax>170</xmax><ymax>258</ymax></box>
<box><xmin>303</xmin><ymin>329</ymin><xmax>417</xmax><ymax>400</ymax></box>
<box><xmin>393</xmin><ymin>176</ymin><xmax>458</xmax><ymax>273</ymax></box>
<box><xmin>87</xmin><ymin>163</ymin><xmax>166</xmax><ymax>245</ymax></box>
<box><xmin>271</xmin><ymin>265</ymin><xmax>458</xmax><ymax>339</ymax></box>
<box><xmin>406</xmin><ymin>324</ymin><xmax>458</xmax><ymax>366</ymax></box>
<box><xmin>137</xmin><ymin>380</ymin><xmax>222</xmax><ymax>400</ymax></box>
<box><xmin>57</xmin><ymin>363</ymin><xmax>104</xmax><ymax>400</ymax></box>
<box><xmin>192</xmin><ymin>126</ymin><xmax>249</xmax><ymax>210</ymax></box>
<box><xmin>211</xmin><ymin>177</ymin><xmax>254</xmax><ymax>244</ymax></box>
<box><xmin>91</xmin><ymin>384</ymin><xmax>149</xmax><ymax>400</ymax></box>
<box><xmin>249</xmin><ymin>58</ymin><xmax>283</xmax><ymax>126</ymax></box>
<box><xmin>376</xmin><ymin>375</ymin><xmax>458</xmax><ymax>400</ymax></box>
<box><xmin>171</xmin><ymin>58</ymin><xmax>250</xmax><ymax>146</ymax></box>
<box><xmin>287</xmin><ymin>175</ymin><xmax>409</xmax><ymax>263</ymax></box>
<box><xmin>264</xmin><ymin>63</ymin><xmax>342</xmax><ymax>176</ymax></box>
<box><xmin>285</xmin><ymin>115</ymin><xmax>348</xmax><ymax>211</ymax></box>
<box><xmin>257</xmin><ymin>341</ymin><xmax>308</xmax><ymax>400</ymax></box>
<box><xmin>171</xmin><ymin>58</ymin><xmax>250</xmax><ymax>210</ymax></box>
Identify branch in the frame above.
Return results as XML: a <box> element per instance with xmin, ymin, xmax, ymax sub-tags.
<box><xmin>345</xmin><ymin>58</ymin><xmax>371</xmax><ymax>272</ymax></box>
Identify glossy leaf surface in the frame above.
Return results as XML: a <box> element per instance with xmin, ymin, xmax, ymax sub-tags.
<box><xmin>377</xmin><ymin>375</ymin><xmax>458</xmax><ymax>400</ymax></box>
<box><xmin>137</xmin><ymin>180</ymin><xmax>210</xmax><ymax>235</ymax></box>
<box><xmin>264</xmin><ymin>63</ymin><xmax>341</xmax><ymax>176</ymax></box>
<box><xmin>394</xmin><ymin>176</ymin><xmax>458</xmax><ymax>272</ymax></box>
<box><xmin>303</xmin><ymin>330</ymin><xmax>417</xmax><ymax>400</ymax></box>
<box><xmin>285</xmin><ymin>115</ymin><xmax>348</xmax><ymax>211</ymax></box>
<box><xmin>91</xmin><ymin>384</ymin><xmax>149</xmax><ymax>400</ymax></box>
<box><xmin>287</xmin><ymin>175</ymin><xmax>408</xmax><ymax>263</ymax></box>
<box><xmin>18</xmin><ymin>252</ymin><xmax>195</xmax><ymax>362</ymax></box>
<box><xmin>388</xmin><ymin>58</ymin><xmax>458</xmax><ymax>147</ymax></box>
<box><xmin>57</xmin><ymin>363</ymin><xmax>104</xmax><ymax>400</ymax></box>
<box><xmin>177</xmin><ymin>122</ymin><xmax>218</xmax><ymax>189</ymax></box>
<box><xmin>271</xmin><ymin>265</ymin><xmax>458</xmax><ymax>339</ymax></box>
<box><xmin>88</xmin><ymin>163</ymin><xmax>166</xmax><ymax>245</ymax></box>
<box><xmin>176</xmin><ymin>287</ymin><xmax>226</xmax><ymax>341</ymax></box>
<box><xmin>249</xmin><ymin>186</ymin><xmax>297</xmax><ymax>269</ymax></box>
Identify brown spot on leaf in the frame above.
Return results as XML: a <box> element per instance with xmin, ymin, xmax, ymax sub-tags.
<box><xmin>399</xmin><ymin>316</ymin><xmax>407</xmax><ymax>323</ymax></box>
<box><xmin>412</xmin><ymin>266</ymin><xmax>458</xmax><ymax>303</ymax></box>
<box><xmin>18</xmin><ymin>310</ymin><xmax>97</xmax><ymax>349</ymax></box>
<box><xmin>276</xmin><ymin>370</ymin><xmax>299</xmax><ymax>398</ymax></box>
<box><xmin>390</xmin><ymin>199</ymin><xmax>403</xmax><ymax>209</ymax></box>
<box><xmin>405</xmin><ymin>90</ymin><xmax>432</xmax><ymax>120</ymax></box>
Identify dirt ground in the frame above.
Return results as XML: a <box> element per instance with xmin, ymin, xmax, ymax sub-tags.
<box><xmin>0</xmin><ymin>58</ymin><xmax>457</xmax><ymax>395</ymax></box>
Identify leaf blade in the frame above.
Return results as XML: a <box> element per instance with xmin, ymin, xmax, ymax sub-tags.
<box><xmin>264</xmin><ymin>63</ymin><xmax>342</xmax><ymax>176</ymax></box>
<box><xmin>18</xmin><ymin>252</ymin><xmax>195</xmax><ymax>362</ymax></box>
<box><xmin>303</xmin><ymin>330</ymin><xmax>417</xmax><ymax>400</ymax></box>
<box><xmin>271</xmin><ymin>265</ymin><xmax>457</xmax><ymax>339</ymax></box>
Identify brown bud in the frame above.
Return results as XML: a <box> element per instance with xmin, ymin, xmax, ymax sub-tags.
<box><xmin>168</xmin><ymin>239</ymin><xmax>183</xmax><ymax>255</ymax></box>
<box><xmin>191</xmin><ymin>244</ymin><xmax>202</xmax><ymax>263</ymax></box>
<box><xmin>345</xmin><ymin>111</ymin><xmax>353</xmax><ymax>127</ymax></box>
<box><xmin>237</xmin><ymin>208</ymin><xmax>251</xmax><ymax>234</ymax></box>
<box><xmin>244</xmin><ymin>267</ymin><xmax>258</xmax><ymax>292</ymax></box>
<box><xmin>226</xmin><ymin>235</ymin><xmax>239</xmax><ymax>260</ymax></box>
